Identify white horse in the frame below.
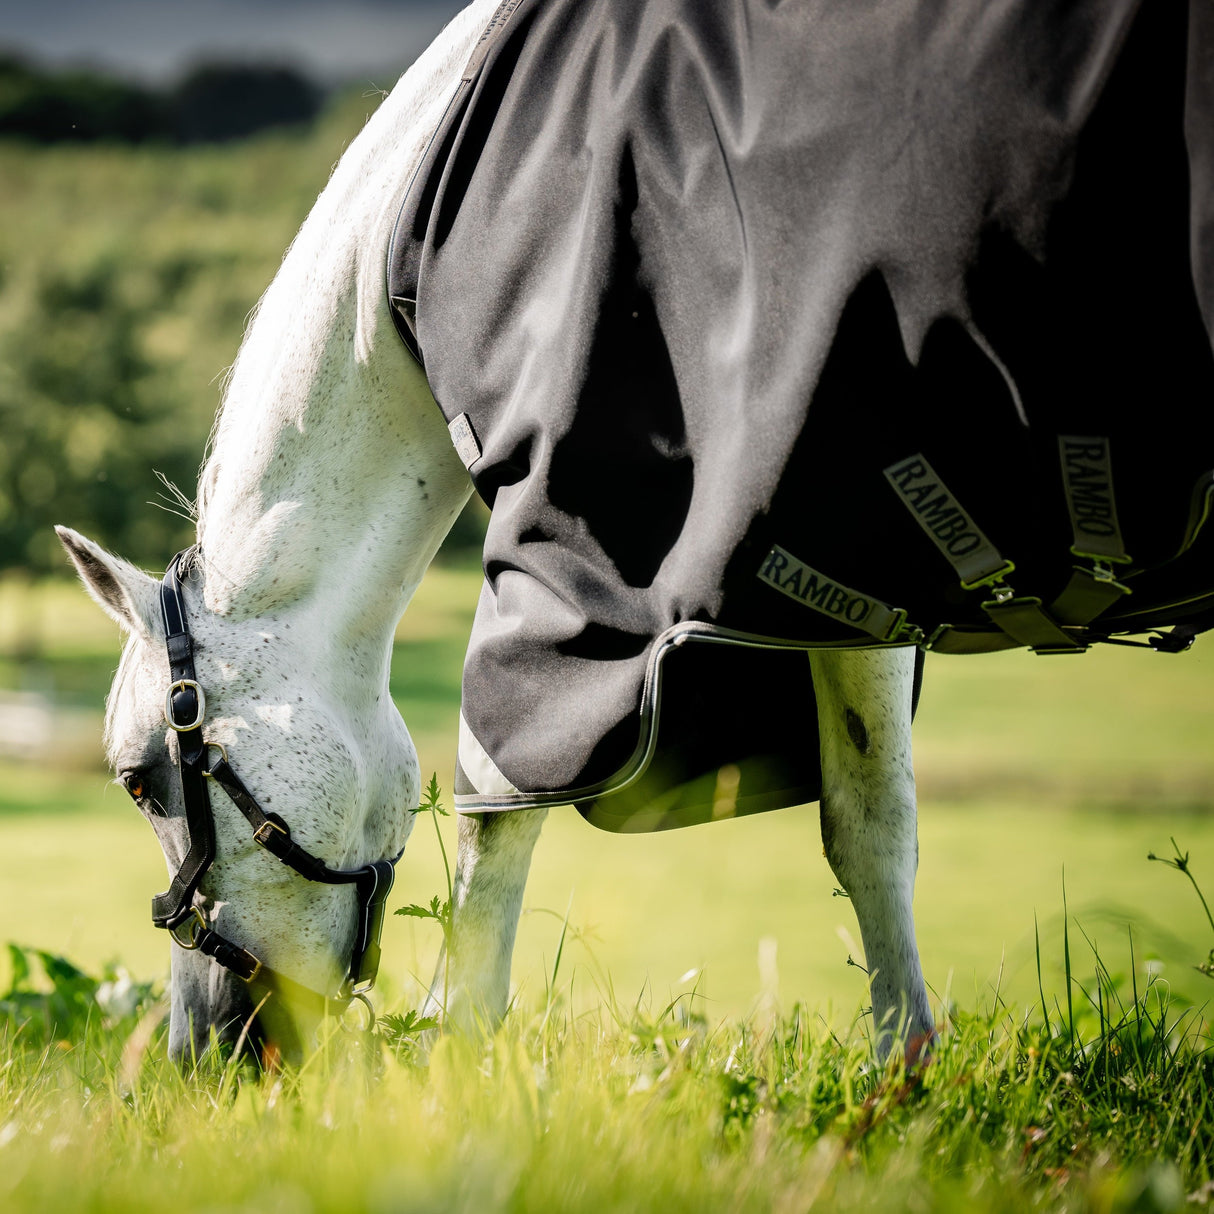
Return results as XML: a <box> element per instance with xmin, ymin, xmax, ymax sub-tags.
<box><xmin>55</xmin><ymin>0</ymin><xmax>996</xmax><ymax>1062</ymax></box>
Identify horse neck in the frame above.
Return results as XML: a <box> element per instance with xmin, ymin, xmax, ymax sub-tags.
<box><xmin>195</xmin><ymin>2</ymin><xmax>493</xmax><ymax>674</ymax></box>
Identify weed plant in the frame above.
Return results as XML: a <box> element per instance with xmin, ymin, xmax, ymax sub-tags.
<box><xmin>1</xmin><ymin>820</ymin><xmax>1211</xmax><ymax>1212</ymax></box>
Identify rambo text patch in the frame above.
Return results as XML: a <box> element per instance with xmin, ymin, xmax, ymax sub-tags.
<box><xmin>883</xmin><ymin>454</ymin><xmax>1009</xmax><ymax>587</ymax></box>
<box><xmin>757</xmin><ymin>545</ymin><xmax>907</xmax><ymax>641</ymax></box>
<box><xmin>1058</xmin><ymin>435</ymin><xmax>1126</xmax><ymax>561</ymax></box>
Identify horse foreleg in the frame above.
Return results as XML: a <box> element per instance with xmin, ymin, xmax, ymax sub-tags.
<box><xmin>422</xmin><ymin>807</ymin><xmax>547</xmax><ymax>1033</ymax></box>
<box><xmin>808</xmin><ymin>646</ymin><xmax>933</xmax><ymax>1060</ymax></box>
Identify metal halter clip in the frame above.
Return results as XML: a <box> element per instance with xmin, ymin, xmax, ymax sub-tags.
<box><xmin>164</xmin><ymin>679</ymin><xmax>206</xmax><ymax>731</ymax></box>
<box><xmin>169</xmin><ymin>906</ymin><xmax>207</xmax><ymax>950</ymax></box>
<box><xmin>340</xmin><ymin>992</ymin><xmax>376</xmax><ymax>1032</ymax></box>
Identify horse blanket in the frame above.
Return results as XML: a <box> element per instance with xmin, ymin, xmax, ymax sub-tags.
<box><xmin>389</xmin><ymin>0</ymin><xmax>1214</xmax><ymax>830</ymax></box>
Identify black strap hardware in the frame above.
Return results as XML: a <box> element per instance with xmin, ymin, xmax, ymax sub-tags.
<box><xmin>253</xmin><ymin>818</ymin><xmax>289</xmax><ymax>848</ymax></box>
<box><xmin>756</xmin><ymin>544</ymin><xmax>921</xmax><ymax>644</ymax></box>
<box><xmin>884</xmin><ymin>453</ymin><xmax>1088</xmax><ymax>653</ymax></box>
<box><xmin>1149</xmin><ymin>627</ymin><xmax>1197</xmax><ymax>654</ymax></box>
<box><xmin>150</xmin><ymin>551</ymin><xmax>402</xmax><ymax>1011</ymax></box>
<box><xmin>1050</xmin><ymin>436</ymin><xmax>1133</xmax><ymax>630</ymax></box>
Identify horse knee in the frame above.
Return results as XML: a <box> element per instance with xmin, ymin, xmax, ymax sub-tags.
<box><xmin>819</xmin><ymin>789</ymin><xmax>919</xmax><ymax>905</ymax></box>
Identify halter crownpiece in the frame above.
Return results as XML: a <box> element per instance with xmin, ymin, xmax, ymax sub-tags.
<box><xmin>152</xmin><ymin>550</ymin><xmax>400</xmax><ymax>1015</ymax></box>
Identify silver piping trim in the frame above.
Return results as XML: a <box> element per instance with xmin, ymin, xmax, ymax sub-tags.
<box><xmin>454</xmin><ymin>620</ymin><xmax>914</xmax><ymax>814</ymax></box>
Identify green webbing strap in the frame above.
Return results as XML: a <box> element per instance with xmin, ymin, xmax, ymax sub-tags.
<box><xmin>757</xmin><ymin>545</ymin><xmax>917</xmax><ymax>643</ymax></box>
<box><xmin>883</xmin><ymin>455</ymin><xmax>1013</xmax><ymax>590</ymax></box>
<box><xmin>1050</xmin><ymin>436</ymin><xmax>1131</xmax><ymax>626</ymax></box>
<box><xmin>884</xmin><ymin>453</ymin><xmax>1085</xmax><ymax>653</ymax></box>
<box><xmin>1057</xmin><ymin>435</ymin><xmax>1126</xmax><ymax>561</ymax></box>
<box><xmin>980</xmin><ymin>596</ymin><xmax>1086</xmax><ymax>652</ymax></box>
<box><xmin>924</xmin><ymin>627</ymin><xmax>1022</xmax><ymax>655</ymax></box>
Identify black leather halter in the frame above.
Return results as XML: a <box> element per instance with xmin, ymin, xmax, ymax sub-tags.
<box><xmin>152</xmin><ymin>551</ymin><xmax>398</xmax><ymax>1015</ymax></box>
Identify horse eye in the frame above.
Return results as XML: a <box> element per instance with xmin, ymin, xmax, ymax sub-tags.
<box><xmin>122</xmin><ymin>772</ymin><xmax>146</xmax><ymax>801</ymax></box>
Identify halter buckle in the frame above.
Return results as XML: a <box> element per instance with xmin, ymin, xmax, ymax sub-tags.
<box><xmin>169</xmin><ymin>906</ymin><xmax>207</xmax><ymax>950</ymax></box>
<box><xmin>254</xmin><ymin>818</ymin><xmax>289</xmax><ymax>847</ymax></box>
<box><xmin>165</xmin><ymin>679</ymin><xmax>206</xmax><ymax>731</ymax></box>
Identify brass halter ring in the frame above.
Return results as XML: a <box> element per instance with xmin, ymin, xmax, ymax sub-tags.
<box><xmin>169</xmin><ymin>905</ymin><xmax>207</xmax><ymax>950</ymax></box>
<box><xmin>201</xmin><ymin>740</ymin><xmax>229</xmax><ymax>772</ymax></box>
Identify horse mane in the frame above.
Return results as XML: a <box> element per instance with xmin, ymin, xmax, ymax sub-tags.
<box><xmin>192</xmin><ymin>1</ymin><xmax>491</xmax><ymax>537</ymax></box>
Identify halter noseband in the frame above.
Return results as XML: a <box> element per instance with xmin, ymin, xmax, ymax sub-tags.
<box><xmin>151</xmin><ymin>550</ymin><xmax>399</xmax><ymax>1017</ymax></box>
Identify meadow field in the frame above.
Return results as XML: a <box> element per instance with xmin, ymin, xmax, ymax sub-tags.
<box><xmin>2</xmin><ymin>563</ymin><xmax>1214</xmax><ymax>1211</ymax></box>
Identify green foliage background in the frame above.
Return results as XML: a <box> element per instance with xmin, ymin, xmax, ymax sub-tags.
<box><xmin>0</xmin><ymin>88</ymin><xmax>390</xmax><ymax>575</ymax></box>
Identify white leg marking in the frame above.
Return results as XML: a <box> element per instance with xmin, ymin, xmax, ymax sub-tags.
<box><xmin>809</xmin><ymin>647</ymin><xmax>933</xmax><ymax>1057</ymax></box>
<box><xmin>423</xmin><ymin>807</ymin><xmax>547</xmax><ymax>1032</ymax></box>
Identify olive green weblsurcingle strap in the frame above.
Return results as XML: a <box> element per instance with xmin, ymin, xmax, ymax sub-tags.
<box><xmin>882</xmin><ymin>455</ymin><xmax>1012</xmax><ymax>591</ymax></box>
<box><xmin>883</xmin><ymin>453</ymin><xmax>1084</xmax><ymax>653</ymax></box>
<box><xmin>758</xmin><ymin>439</ymin><xmax>1134</xmax><ymax>654</ymax></box>
<box><xmin>1049</xmin><ymin>435</ymin><xmax>1132</xmax><ymax>625</ymax></box>
<box><xmin>757</xmin><ymin>545</ymin><xmax>916</xmax><ymax>643</ymax></box>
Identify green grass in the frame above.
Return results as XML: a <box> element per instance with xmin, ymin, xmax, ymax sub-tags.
<box><xmin>1</xmin><ymin>899</ymin><xmax>1212</xmax><ymax>1214</ymax></box>
<box><xmin>2</xmin><ymin>569</ymin><xmax>1214</xmax><ymax>1209</ymax></box>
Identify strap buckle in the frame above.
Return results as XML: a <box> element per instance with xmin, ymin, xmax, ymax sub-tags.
<box><xmin>892</xmin><ymin>619</ymin><xmax>925</xmax><ymax>646</ymax></box>
<box><xmin>164</xmin><ymin>679</ymin><xmax>206</xmax><ymax>731</ymax></box>
<box><xmin>1075</xmin><ymin>558</ymin><xmax>1132</xmax><ymax>594</ymax></box>
<box><xmin>959</xmin><ymin>559</ymin><xmax>1017</xmax><ymax>594</ymax></box>
<box><xmin>880</xmin><ymin>607</ymin><xmax>924</xmax><ymax>645</ymax></box>
<box><xmin>253</xmin><ymin>818</ymin><xmax>290</xmax><ymax>848</ymax></box>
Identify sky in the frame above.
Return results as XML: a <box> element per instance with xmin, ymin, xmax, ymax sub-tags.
<box><xmin>0</xmin><ymin>0</ymin><xmax>467</xmax><ymax>85</ymax></box>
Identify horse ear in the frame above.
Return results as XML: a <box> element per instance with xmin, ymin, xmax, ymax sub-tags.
<box><xmin>55</xmin><ymin>526</ymin><xmax>163</xmax><ymax>639</ymax></box>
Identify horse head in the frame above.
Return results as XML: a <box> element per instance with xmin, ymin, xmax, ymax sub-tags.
<box><xmin>56</xmin><ymin>527</ymin><xmax>420</xmax><ymax>1064</ymax></box>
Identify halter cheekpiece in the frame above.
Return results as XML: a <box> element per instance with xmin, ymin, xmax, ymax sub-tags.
<box><xmin>152</xmin><ymin>550</ymin><xmax>399</xmax><ymax>1016</ymax></box>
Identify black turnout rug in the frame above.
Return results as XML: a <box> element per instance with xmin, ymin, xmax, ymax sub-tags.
<box><xmin>389</xmin><ymin>0</ymin><xmax>1214</xmax><ymax>830</ymax></box>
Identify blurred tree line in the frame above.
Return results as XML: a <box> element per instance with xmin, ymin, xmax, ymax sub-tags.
<box><xmin>0</xmin><ymin>70</ymin><xmax>486</xmax><ymax>589</ymax></box>
<box><xmin>0</xmin><ymin>55</ymin><xmax>321</xmax><ymax>144</ymax></box>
